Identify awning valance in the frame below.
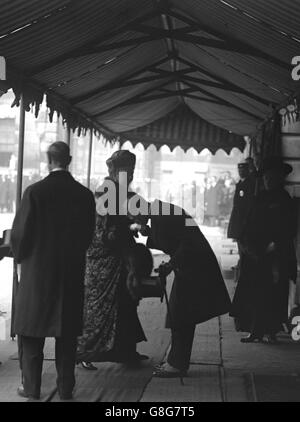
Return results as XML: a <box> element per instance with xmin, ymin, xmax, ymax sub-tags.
<box><xmin>119</xmin><ymin>104</ymin><xmax>245</xmax><ymax>154</ymax></box>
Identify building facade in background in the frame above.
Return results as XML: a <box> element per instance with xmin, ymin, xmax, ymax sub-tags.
<box><xmin>0</xmin><ymin>90</ymin><xmax>243</xmax><ymax>224</ymax></box>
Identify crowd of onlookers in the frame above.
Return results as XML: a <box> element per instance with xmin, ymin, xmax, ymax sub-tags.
<box><xmin>0</xmin><ymin>173</ymin><xmax>42</xmax><ymax>213</ymax></box>
<box><xmin>0</xmin><ymin>174</ymin><xmax>15</xmax><ymax>213</ymax></box>
<box><xmin>0</xmin><ymin>172</ymin><xmax>238</xmax><ymax>230</ymax></box>
<box><xmin>203</xmin><ymin>174</ymin><xmax>237</xmax><ymax>226</ymax></box>
<box><xmin>163</xmin><ymin>173</ymin><xmax>238</xmax><ymax>226</ymax></box>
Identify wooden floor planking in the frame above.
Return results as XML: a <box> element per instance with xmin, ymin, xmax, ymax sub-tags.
<box><xmin>190</xmin><ymin>318</ymin><xmax>221</xmax><ymax>365</ymax></box>
<box><xmin>43</xmin><ymin>328</ymin><xmax>171</xmax><ymax>402</ymax></box>
<box><xmin>141</xmin><ymin>365</ymin><xmax>222</xmax><ymax>402</ymax></box>
<box><xmin>140</xmin><ymin>318</ymin><xmax>223</xmax><ymax>403</ymax></box>
<box><xmin>49</xmin><ymin>362</ymin><xmax>155</xmax><ymax>402</ymax></box>
<box><xmin>0</xmin><ymin>360</ymin><xmax>26</xmax><ymax>402</ymax></box>
<box><xmin>223</xmin><ymin>370</ymin><xmax>251</xmax><ymax>402</ymax></box>
<box><xmin>2</xmin><ymin>276</ymin><xmax>244</xmax><ymax>403</ymax></box>
<box><xmin>0</xmin><ymin>359</ymin><xmax>54</xmax><ymax>402</ymax></box>
<box><xmin>2</xmin><ymin>280</ymin><xmax>172</xmax><ymax>402</ymax></box>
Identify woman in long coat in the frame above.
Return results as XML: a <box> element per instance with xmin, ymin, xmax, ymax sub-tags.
<box><xmin>230</xmin><ymin>157</ymin><xmax>297</xmax><ymax>343</ymax></box>
<box><xmin>77</xmin><ymin>151</ymin><xmax>146</xmax><ymax>368</ymax></box>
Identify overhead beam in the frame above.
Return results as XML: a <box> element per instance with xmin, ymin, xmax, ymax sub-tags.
<box><xmin>154</xmin><ymin>67</ymin><xmax>253</xmax><ymax>94</ymax></box>
<box><xmin>132</xmin><ymin>22</ymin><xmax>203</xmax><ymax>36</ymax></box>
<box><xmin>160</xmin><ymin>88</ymin><xmax>245</xmax><ymax>107</ymax></box>
<box><xmin>92</xmin><ymin>80</ymin><xmax>173</xmax><ymax>118</ymax></box>
<box><xmin>91</xmin><ymin>87</ymin><xmax>236</xmax><ymax>106</ymax></box>
<box><xmin>160</xmin><ymin>13</ymin><xmax>178</xmax><ymax>73</ymax></box>
<box><xmin>25</xmin><ymin>5</ymin><xmax>290</xmax><ymax>85</ymax></box>
<box><xmin>128</xmin><ymin>23</ymin><xmax>292</xmax><ymax>64</ymax></box>
<box><xmin>168</xmin><ymin>10</ymin><xmax>290</xmax><ymax>70</ymax></box>
<box><xmin>116</xmin><ymin>87</ymin><xmax>198</xmax><ymax>103</ymax></box>
<box><xmin>184</xmin><ymin>93</ymin><xmax>226</xmax><ymax>105</ymax></box>
<box><xmin>152</xmin><ymin>87</ymin><xmax>224</xmax><ymax>104</ymax></box>
<box><xmin>54</xmin><ymin>21</ymin><xmax>280</xmax><ymax>60</ymax></box>
<box><xmin>177</xmin><ymin>56</ymin><xmax>272</xmax><ymax>106</ymax></box>
<box><xmin>148</xmin><ymin>68</ymin><xmax>193</xmax><ymax>78</ymax></box>
<box><xmin>150</xmin><ymin>65</ymin><xmax>193</xmax><ymax>75</ymax></box>
<box><xmin>182</xmin><ymin>75</ymin><xmax>262</xmax><ymax>96</ymax></box>
<box><xmin>75</xmin><ymin>35</ymin><xmax>163</xmax><ymax>55</ymax></box>
<box><xmin>183</xmin><ymin>80</ymin><xmax>262</xmax><ymax>120</ymax></box>
<box><xmin>92</xmin><ymin>82</ymin><xmax>264</xmax><ymax>117</ymax></box>
<box><xmin>70</xmin><ymin>56</ymin><xmax>174</xmax><ymax>104</ymax></box>
<box><xmin>28</xmin><ymin>8</ymin><xmax>167</xmax><ymax>76</ymax></box>
<box><xmin>69</xmin><ymin>32</ymin><xmax>236</xmax><ymax>58</ymax></box>
<box><xmin>92</xmin><ymin>73</ymin><xmax>263</xmax><ymax>121</ymax></box>
<box><xmin>73</xmin><ymin>72</ymin><xmax>187</xmax><ymax>105</ymax></box>
<box><xmin>152</xmin><ymin>66</ymin><xmax>267</xmax><ymax>100</ymax></box>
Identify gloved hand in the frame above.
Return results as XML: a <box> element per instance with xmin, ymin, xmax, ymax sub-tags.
<box><xmin>140</xmin><ymin>224</ymin><xmax>151</xmax><ymax>237</ymax></box>
<box><xmin>129</xmin><ymin>223</ymin><xmax>141</xmax><ymax>238</ymax></box>
<box><xmin>266</xmin><ymin>241</ymin><xmax>276</xmax><ymax>254</ymax></box>
<box><xmin>158</xmin><ymin>261</ymin><xmax>173</xmax><ymax>277</ymax></box>
<box><xmin>129</xmin><ymin>223</ymin><xmax>141</xmax><ymax>231</ymax></box>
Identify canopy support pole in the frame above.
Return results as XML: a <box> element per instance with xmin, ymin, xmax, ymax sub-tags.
<box><xmin>16</xmin><ymin>95</ymin><xmax>25</xmax><ymax>209</ymax></box>
<box><xmin>11</xmin><ymin>95</ymin><xmax>26</xmax><ymax>338</ymax></box>
<box><xmin>65</xmin><ymin>125</ymin><xmax>71</xmax><ymax>146</ymax></box>
<box><xmin>87</xmin><ymin>129</ymin><xmax>93</xmax><ymax>189</ymax></box>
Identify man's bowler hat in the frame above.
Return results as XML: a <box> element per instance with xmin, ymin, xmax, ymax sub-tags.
<box><xmin>258</xmin><ymin>156</ymin><xmax>292</xmax><ymax>176</ymax></box>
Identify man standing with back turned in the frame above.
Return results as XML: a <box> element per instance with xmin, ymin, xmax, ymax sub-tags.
<box><xmin>11</xmin><ymin>142</ymin><xmax>95</xmax><ymax>400</ymax></box>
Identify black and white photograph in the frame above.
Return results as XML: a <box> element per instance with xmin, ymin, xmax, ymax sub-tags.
<box><xmin>0</xmin><ymin>0</ymin><xmax>300</xmax><ymax>405</ymax></box>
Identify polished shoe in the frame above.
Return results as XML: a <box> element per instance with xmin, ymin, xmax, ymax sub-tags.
<box><xmin>153</xmin><ymin>369</ymin><xmax>186</xmax><ymax>378</ymax></box>
<box><xmin>78</xmin><ymin>361</ymin><xmax>98</xmax><ymax>370</ymax></box>
<box><xmin>152</xmin><ymin>363</ymin><xmax>187</xmax><ymax>379</ymax></box>
<box><xmin>17</xmin><ymin>385</ymin><xmax>40</xmax><ymax>400</ymax></box>
<box><xmin>264</xmin><ymin>334</ymin><xmax>278</xmax><ymax>344</ymax></box>
<box><xmin>240</xmin><ymin>334</ymin><xmax>263</xmax><ymax>343</ymax></box>
<box><xmin>134</xmin><ymin>352</ymin><xmax>149</xmax><ymax>361</ymax></box>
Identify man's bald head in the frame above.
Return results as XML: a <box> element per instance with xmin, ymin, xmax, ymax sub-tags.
<box><xmin>47</xmin><ymin>142</ymin><xmax>72</xmax><ymax>171</ymax></box>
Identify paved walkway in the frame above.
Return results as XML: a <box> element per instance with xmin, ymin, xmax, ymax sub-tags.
<box><xmin>1</xmin><ymin>274</ymin><xmax>300</xmax><ymax>402</ymax></box>
<box><xmin>1</xmin><ymin>228</ymin><xmax>299</xmax><ymax>402</ymax></box>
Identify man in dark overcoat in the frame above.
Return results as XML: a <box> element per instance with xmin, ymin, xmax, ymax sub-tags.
<box><xmin>230</xmin><ymin>157</ymin><xmax>297</xmax><ymax>343</ymax></box>
<box><xmin>227</xmin><ymin>161</ymin><xmax>256</xmax><ymax>244</ymax></box>
<box><xmin>11</xmin><ymin>142</ymin><xmax>95</xmax><ymax>400</ymax></box>
<box><xmin>132</xmin><ymin>198</ymin><xmax>231</xmax><ymax>377</ymax></box>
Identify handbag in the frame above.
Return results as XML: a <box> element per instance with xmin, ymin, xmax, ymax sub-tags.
<box><xmin>139</xmin><ymin>274</ymin><xmax>165</xmax><ymax>299</ymax></box>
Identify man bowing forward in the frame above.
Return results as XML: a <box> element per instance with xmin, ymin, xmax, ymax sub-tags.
<box><xmin>129</xmin><ymin>196</ymin><xmax>231</xmax><ymax>378</ymax></box>
<box><xmin>11</xmin><ymin>142</ymin><xmax>95</xmax><ymax>400</ymax></box>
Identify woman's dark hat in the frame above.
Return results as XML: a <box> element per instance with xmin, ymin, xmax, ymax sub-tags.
<box><xmin>106</xmin><ymin>150</ymin><xmax>136</xmax><ymax>169</ymax></box>
<box><xmin>258</xmin><ymin>156</ymin><xmax>293</xmax><ymax>176</ymax></box>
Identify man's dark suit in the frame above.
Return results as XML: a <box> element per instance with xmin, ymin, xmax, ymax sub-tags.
<box><xmin>230</xmin><ymin>188</ymin><xmax>297</xmax><ymax>335</ymax></box>
<box><xmin>11</xmin><ymin>171</ymin><xmax>95</xmax><ymax>399</ymax></box>
<box><xmin>147</xmin><ymin>200</ymin><xmax>231</xmax><ymax>371</ymax></box>
<box><xmin>227</xmin><ymin>176</ymin><xmax>256</xmax><ymax>241</ymax></box>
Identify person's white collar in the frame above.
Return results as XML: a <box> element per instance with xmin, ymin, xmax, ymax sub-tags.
<box><xmin>51</xmin><ymin>168</ymin><xmax>67</xmax><ymax>172</ymax></box>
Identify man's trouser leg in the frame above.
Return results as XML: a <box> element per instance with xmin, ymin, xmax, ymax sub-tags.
<box><xmin>167</xmin><ymin>325</ymin><xmax>196</xmax><ymax>372</ymax></box>
<box><xmin>55</xmin><ymin>335</ymin><xmax>77</xmax><ymax>399</ymax></box>
<box><xmin>18</xmin><ymin>335</ymin><xmax>45</xmax><ymax>398</ymax></box>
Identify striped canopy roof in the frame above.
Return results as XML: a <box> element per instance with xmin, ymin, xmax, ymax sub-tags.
<box><xmin>0</xmin><ymin>0</ymin><xmax>299</xmax><ymax>152</ymax></box>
